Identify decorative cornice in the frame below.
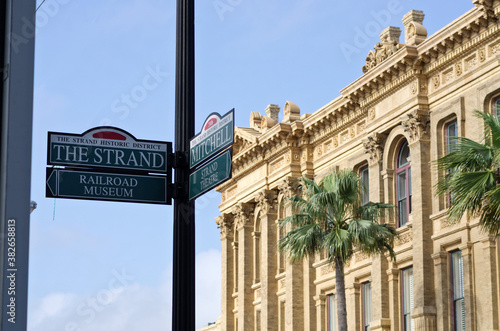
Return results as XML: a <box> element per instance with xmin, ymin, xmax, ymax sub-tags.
<box><xmin>401</xmin><ymin>109</ymin><xmax>430</xmax><ymax>143</ymax></box>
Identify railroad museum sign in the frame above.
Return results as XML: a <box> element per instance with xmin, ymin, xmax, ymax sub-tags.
<box><xmin>46</xmin><ymin>127</ymin><xmax>172</xmax><ymax>204</ymax></box>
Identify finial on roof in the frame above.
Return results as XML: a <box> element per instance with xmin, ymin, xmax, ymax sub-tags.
<box><xmin>402</xmin><ymin>10</ymin><xmax>427</xmax><ymax>46</ymax></box>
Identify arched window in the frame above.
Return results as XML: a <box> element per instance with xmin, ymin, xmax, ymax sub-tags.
<box><xmin>253</xmin><ymin>216</ymin><xmax>261</xmax><ymax>284</ymax></box>
<box><xmin>233</xmin><ymin>224</ymin><xmax>238</xmax><ymax>293</ymax></box>
<box><xmin>396</xmin><ymin>140</ymin><xmax>412</xmax><ymax>226</ymax></box>
<box><xmin>277</xmin><ymin>203</ymin><xmax>286</xmax><ymax>274</ymax></box>
<box><xmin>492</xmin><ymin>95</ymin><xmax>500</xmax><ymax>115</ymax></box>
<box><xmin>360</xmin><ymin>165</ymin><xmax>369</xmax><ymax>205</ymax></box>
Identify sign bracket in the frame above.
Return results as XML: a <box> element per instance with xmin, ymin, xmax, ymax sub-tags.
<box><xmin>172</xmin><ymin>151</ymin><xmax>189</xmax><ymax>169</ymax></box>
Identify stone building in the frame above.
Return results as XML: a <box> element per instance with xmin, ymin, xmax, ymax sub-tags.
<box><xmin>210</xmin><ymin>2</ymin><xmax>500</xmax><ymax>330</ymax></box>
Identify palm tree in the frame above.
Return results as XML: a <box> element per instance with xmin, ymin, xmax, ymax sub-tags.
<box><xmin>435</xmin><ymin>110</ymin><xmax>500</xmax><ymax>236</ymax></box>
<box><xmin>277</xmin><ymin>169</ymin><xmax>396</xmax><ymax>331</ymax></box>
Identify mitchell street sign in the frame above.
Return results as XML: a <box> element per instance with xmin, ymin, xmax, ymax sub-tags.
<box><xmin>189</xmin><ymin>109</ymin><xmax>234</xmax><ymax>169</ymax></box>
<box><xmin>48</xmin><ymin>127</ymin><xmax>172</xmax><ymax>173</ymax></box>
<box><xmin>46</xmin><ymin>168</ymin><xmax>169</xmax><ymax>204</ymax></box>
<box><xmin>189</xmin><ymin>148</ymin><xmax>232</xmax><ymax>200</ymax></box>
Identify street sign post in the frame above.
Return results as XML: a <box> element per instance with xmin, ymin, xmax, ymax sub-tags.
<box><xmin>46</xmin><ymin>168</ymin><xmax>169</xmax><ymax>204</ymax></box>
<box><xmin>48</xmin><ymin>127</ymin><xmax>171</xmax><ymax>173</ymax></box>
<box><xmin>189</xmin><ymin>109</ymin><xmax>234</xmax><ymax>169</ymax></box>
<box><xmin>189</xmin><ymin>148</ymin><xmax>232</xmax><ymax>200</ymax></box>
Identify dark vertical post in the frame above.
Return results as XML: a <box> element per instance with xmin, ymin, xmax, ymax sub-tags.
<box><xmin>173</xmin><ymin>0</ymin><xmax>195</xmax><ymax>330</ymax></box>
<box><xmin>0</xmin><ymin>0</ymin><xmax>36</xmax><ymax>330</ymax></box>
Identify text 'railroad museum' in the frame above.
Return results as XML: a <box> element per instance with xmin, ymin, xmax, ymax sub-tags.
<box><xmin>204</xmin><ymin>2</ymin><xmax>500</xmax><ymax>331</ymax></box>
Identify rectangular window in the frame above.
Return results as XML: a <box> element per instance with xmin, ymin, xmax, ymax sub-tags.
<box><xmin>363</xmin><ymin>282</ymin><xmax>372</xmax><ymax>331</ymax></box>
<box><xmin>328</xmin><ymin>294</ymin><xmax>337</xmax><ymax>331</ymax></box>
<box><xmin>256</xmin><ymin>310</ymin><xmax>261</xmax><ymax>331</ymax></box>
<box><xmin>360</xmin><ymin>166</ymin><xmax>369</xmax><ymax>205</ymax></box>
<box><xmin>402</xmin><ymin>267</ymin><xmax>414</xmax><ymax>331</ymax></box>
<box><xmin>451</xmin><ymin>251</ymin><xmax>465</xmax><ymax>331</ymax></box>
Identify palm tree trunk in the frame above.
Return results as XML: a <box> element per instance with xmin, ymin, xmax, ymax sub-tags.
<box><xmin>334</xmin><ymin>255</ymin><xmax>348</xmax><ymax>331</ymax></box>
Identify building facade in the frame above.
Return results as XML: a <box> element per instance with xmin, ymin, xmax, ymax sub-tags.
<box><xmin>213</xmin><ymin>2</ymin><xmax>500</xmax><ymax>330</ymax></box>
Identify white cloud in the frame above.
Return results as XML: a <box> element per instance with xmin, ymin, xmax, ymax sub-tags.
<box><xmin>28</xmin><ymin>268</ymin><xmax>172</xmax><ymax>331</ymax></box>
<box><xmin>28</xmin><ymin>249</ymin><xmax>221</xmax><ymax>331</ymax></box>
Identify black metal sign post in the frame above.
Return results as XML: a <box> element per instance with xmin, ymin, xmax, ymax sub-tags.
<box><xmin>0</xmin><ymin>0</ymin><xmax>36</xmax><ymax>330</ymax></box>
<box><xmin>172</xmin><ymin>0</ymin><xmax>195</xmax><ymax>329</ymax></box>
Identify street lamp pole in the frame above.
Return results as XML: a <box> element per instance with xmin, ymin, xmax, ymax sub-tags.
<box><xmin>172</xmin><ymin>0</ymin><xmax>195</xmax><ymax>330</ymax></box>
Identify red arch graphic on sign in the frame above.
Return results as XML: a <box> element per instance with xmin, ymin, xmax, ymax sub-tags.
<box><xmin>92</xmin><ymin>131</ymin><xmax>127</xmax><ymax>140</ymax></box>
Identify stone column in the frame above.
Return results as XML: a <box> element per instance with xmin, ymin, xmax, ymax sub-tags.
<box><xmin>402</xmin><ymin>110</ymin><xmax>437</xmax><ymax>330</ymax></box>
<box><xmin>364</xmin><ymin>133</ymin><xmax>391</xmax><ymax>331</ymax></box>
<box><xmin>432</xmin><ymin>251</ymin><xmax>449</xmax><ymax>331</ymax></box>
<box><xmin>458</xmin><ymin>243</ymin><xmax>475</xmax><ymax>331</ymax></box>
<box><xmin>314</xmin><ymin>294</ymin><xmax>327</xmax><ymax>331</ymax></box>
<box><xmin>234</xmin><ymin>202</ymin><xmax>255</xmax><ymax>330</ymax></box>
<box><xmin>478</xmin><ymin>236</ymin><xmax>500</xmax><ymax>331</ymax></box>
<box><xmin>347</xmin><ymin>282</ymin><xmax>361</xmax><ymax>331</ymax></box>
<box><xmin>387</xmin><ymin>268</ymin><xmax>400</xmax><ymax>331</ymax></box>
<box><xmin>255</xmin><ymin>190</ymin><xmax>279</xmax><ymax>331</ymax></box>
<box><xmin>216</xmin><ymin>214</ymin><xmax>235</xmax><ymax>331</ymax></box>
<box><xmin>278</xmin><ymin>179</ymin><xmax>305</xmax><ymax>330</ymax></box>
<box><xmin>303</xmin><ymin>257</ymin><xmax>317</xmax><ymax>331</ymax></box>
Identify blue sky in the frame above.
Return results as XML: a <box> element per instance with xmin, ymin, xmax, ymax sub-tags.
<box><xmin>28</xmin><ymin>0</ymin><xmax>474</xmax><ymax>329</ymax></box>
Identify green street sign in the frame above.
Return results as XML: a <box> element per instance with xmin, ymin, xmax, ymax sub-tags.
<box><xmin>46</xmin><ymin>168</ymin><xmax>170</xmax><ymax>204</ymax></box>
<box><xmin>189</xmin><ymin>148</ymin><xmax>232</xmax><ymax>200</ymax></box>
<box><xmin>48</xmin><ymin>127</ymin><xmax>172</xmax><ymax>173</ymax></box>
<box><xmin>190</xmin><ymin>109</ymin><xmax>234</xmax><ymax>169</ymax></box>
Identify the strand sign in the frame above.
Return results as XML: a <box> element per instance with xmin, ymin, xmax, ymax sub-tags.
<box><xmin>48</xmin><ymin>127</ymin><xmax>170</xmax><ymax>173</ymax></box>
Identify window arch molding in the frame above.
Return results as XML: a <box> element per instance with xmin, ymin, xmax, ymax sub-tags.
<box><xmin>381</xmin><ymin>126</ymin><xmax>411</xmax><ymax>225</ymax></box>
<box><xmin>382</xmin><ymin>126</ymin><xmax>410</xmax><ymax>172</ymax></box>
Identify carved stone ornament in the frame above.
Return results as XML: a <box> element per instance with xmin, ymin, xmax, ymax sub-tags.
<box><xmin>216</xmin><ymin>213</ymin><xmax>234</xmax><ymax>238</ymax></box>
<box><xmin>362</xmin><ymin>132</ymin><xmax>386</xmax><ymax>165</ymax></box>
<box><xmin>368</xmin><ymin>108</ymin><xmax>376</xmax><ymax>121</ymax></box>
<box><xmin>401</xmin><ymin>110</ymin><xmax>431</xmax><ymax>143</ymax></box>
<box><xmin>362</xmin><ymin>27</ymin><xmax>402</xmax><ymax>73</ymax></box>
<box><xmin>455</xmin><ymin>62</ymin><xmax>463</xmax><ymax>76</ymax></box>
<box><xmin>432</xmin><ymin>76</ymin><xmax>440</xmax><ymax>89</ymax></box>
<box><xmin>278</xmin><ymin>177</ymin><xmax>299</xmax><ymax>200</ymax></box>
<box><xmin>479</xmin><ymin>47</ymin><xmax>486</xmax><ymax>62</ymax></box>
<box><xmin>410</xmin><ymin>82</ymin><xmax>417</xmax><ymax>95</ymax></box>
<box><xmin>233</xmin><ymin>202</ymin><xmax>255</xmax><ymax>229</ymax></box>
<box><xmin>255</xmin><ymin>189</ymin><xmax>277</xmax><ymax>215</ymax></box>
<box><xmin>420</xmin><ymin>80</ymin><xmax>428</xmax><ymax>94</ymax></box>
